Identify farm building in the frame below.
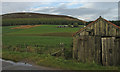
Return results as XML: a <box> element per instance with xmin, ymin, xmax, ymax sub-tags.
<box><xmin>72</xmin><ymin>16</ymin><xmax>120</xmax><ymax>66</ymax></box>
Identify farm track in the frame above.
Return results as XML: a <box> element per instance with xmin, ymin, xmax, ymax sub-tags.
<box><xmin>1</xmin><ymin>58</ymin><xmax>59</xmax><ymax>70</ymax></box>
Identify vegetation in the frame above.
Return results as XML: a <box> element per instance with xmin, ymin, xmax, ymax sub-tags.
<box><xmin>2</xmin><ymin>36</ymin><xmax>73</xmax><ymax>56</ymax></box>
<box><xmin>68</xmin><ymin>24</ymin><xmax>71</xmax><ymax>27</ymax></box>
<box><xmin>87</xmin><ymin>20</ymin><xmax>120</xmax><ymax>26</ymax></box>
<box><xmin>2</xmin><ymin>50</ymin><xmax>120</xmax><ymax>70</ymax></box>
<box><xmin>2</xmin><ymin>18</ymin><xmax>84</xmax><ymax>26</ymax></box>
<box><xmin>2</xmin><ymin>25</ymin><xmax>81</xmax><ymax>59</ymax></box>
<box><xmin>3</xmin><ymin>25</ymin><xmax>83</xmax><ymax>36</ymax></box>
<box><xmin>73</xmin><ymin>23</ymin><xmax>79</xmax><ymax>27</ymax></box>
<box><xmin>2</xmin><ymin>12</ymin><xmax>85</xmax><ymax>26</ymax></box>
<box><xmin>2</xmin><ymin>25</ymin><xmax>120</xmax><ymax>70</ymax></box>
<box><xmin>109</xmin><ymin>20</ymin><xmax>120</xmax><ymax>26</ymax></box>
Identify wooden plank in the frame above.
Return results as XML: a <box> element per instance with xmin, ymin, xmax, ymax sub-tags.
<box><xmin>106</xmin><ymin>23</ymin><xmax>108</xmax><ymax>36</ymax></box>
<box><xmin>105</xmin><ymin>38</ymin><xmax>107</xmax><ymax>66</ymax></box>
<box><xmin>107</xmin><ymin>38</ymin><xmax>110</xmax><ymax>66</ymax></box>
<box><xmin>114</xmin><ymin>38</ymin><xmax>118</xmax><ymax>65</ymax></box>
<box><xmin>96</xmin><ymin>20</ymin><xmax>99</xmax><ymax>35</ymax></box>
<box><xmin>93</xmin><ymin>37</ymin><xmax>95</xmax><ymax>62</ymax></box>
<box><xmin>100</xmin><ymin>20</ymin><xmax>103</xmax><ymax>36</ymax></box>
<box><xmin>77</xmin><ymin>37</ymin><xmax>83</xmax><ymax>60</ymax></box>
<box><xmin>85</xmin><ymin>36</ymin><xmax>89</xmax><ymax>62</ymax></box>
<box><xmin>102</xmin><ymin>38</ymin><xmax>106</xmax><ymax>65</ymax></box>
<box><xmin>73</xmin><ymin>37</ymin><xmax>78</xmax><ymax>59</ymax></box>
<box><xmin>94</xmin><ymin>22</ymin><xmax>97</xmax><ymax>35</ymax></box>
<box><xmin>87</xmin><ymin>36</ymin><xmax>91</xmax><ymax>62</ymax></box>
<box><xmin>95</xmin><ymin>36</ymin><xmax>101</xmax><ymax>64</ymax></box>
<box><xmin>112</xmin><ymin>37</ymin><xmax>115</xmax><ymax>65</ymax></box>
<box><xmin>107</xmin><ymin>37</ymin><xmax>110</xmax><ymax>66</ymax></box>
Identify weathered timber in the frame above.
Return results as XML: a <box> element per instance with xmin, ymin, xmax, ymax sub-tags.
<box><xmin>73</xmin><ymin>16</ymin><xmax>120</xmax><ymax>66</ymax></box>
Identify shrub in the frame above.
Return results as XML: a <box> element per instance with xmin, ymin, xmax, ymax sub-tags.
<box><xmin>73</xmin><ymin>23</ymin><xmax>79</xmax><ymax>27</ymax></box>
<box><xmin>68</xmin><ymin>24</ymin><xmax>71</xmax><ymax>27</ymax></box>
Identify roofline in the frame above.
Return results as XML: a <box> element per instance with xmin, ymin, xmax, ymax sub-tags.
<box><xmin>103</xmin><ymin>19</ymin><xmax>120</xmax><ymax>29</ymax></box>
<box><xmin>72</xmin><ymin>18</ymin><xmax>99</xmax><ymax>36</ymax></box>
<box><xmin>72</xmin><ymin>17</ymin><xmax>120</xmax><ymax>37</ymax></box>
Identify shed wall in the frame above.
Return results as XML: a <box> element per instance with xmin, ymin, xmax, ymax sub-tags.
<box><xmin>73</xmin><ymin>17</ymin><xmax>120</xmax><ymax>66</ymax></box>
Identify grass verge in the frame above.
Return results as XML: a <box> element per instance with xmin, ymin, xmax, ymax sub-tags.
<box><xmin>2</xmin><ymin>50</ymin><xmax>120</xmax><ymax>70</ymax></box>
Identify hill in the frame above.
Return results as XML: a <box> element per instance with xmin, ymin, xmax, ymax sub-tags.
<box><xmin>2</xmin><ymin>12</ymin><xmax>86</xmax><ymax>26</ymax></box>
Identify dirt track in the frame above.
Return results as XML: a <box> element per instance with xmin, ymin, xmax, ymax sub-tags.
<box><xmin>1</xmin><ymin>59</ymin><xmax>58</xmax><ymax>70</ymax></box>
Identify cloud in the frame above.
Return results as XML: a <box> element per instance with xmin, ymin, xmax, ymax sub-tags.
<box><xmin>0</xmin><ymin>2</ymin><xmax>2</xmax><ymax>15</ymax></box>
<box><xmin>30</xmin><ymin>2</ymin><xmax>118</xmax><ymax>21</ymax></box>
<box><xmin>1</xmin><ymin>0</ymin><xmax>119</xmax><ymax>2</ymax></box>
<box><xmin>2</xmin><ymin>2</ymin><xmax>35</xmax><ymax>14</ymax></box>
<box><xmin>2</xmin><ymin>2</ymin><xmax>118</xmax><ymax>21</ymax></box>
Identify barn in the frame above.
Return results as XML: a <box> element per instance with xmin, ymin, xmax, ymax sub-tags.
<box><xmin>72</xmin><ymin>16</ymin><xmax>120</xmax><ymax>66</ymax></box>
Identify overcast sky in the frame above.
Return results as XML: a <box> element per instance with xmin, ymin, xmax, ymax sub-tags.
<box><xmin>1</xmin><ymin>2</ymin><xmax>119</xmax><ymax>21</ymax></box>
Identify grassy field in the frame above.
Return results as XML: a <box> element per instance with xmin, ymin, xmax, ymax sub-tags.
<box><xmin>2</xmin><ymin>25</ymin><xmax>120</xmax><ymax>70</ymax></box>
<box><xmin>2</xmin><ymin>36</ymin><xmax>73</xmax><ymax>55</ymax></box>
<box><xmin>2</xmin><ymin>25</ymin><xmax>80</xmax><ymax>59</ymax></box>
<box><xmin>2</xmin><ymin>25</ymin><xmax>80</xmax><ymax>52</ymax></box>
<box><xmin>3</xmin><ymin>25</ymin><xmax>83</xmax><ymax>37</ymax></box>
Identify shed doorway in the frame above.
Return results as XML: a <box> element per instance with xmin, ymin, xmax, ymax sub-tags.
<box><xmin>101</xmin><ymin>37</ymin><xmax>115</xmax><ymax>66</ymax></box>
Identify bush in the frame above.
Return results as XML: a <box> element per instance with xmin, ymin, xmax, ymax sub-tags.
<box><xmin>64</xmin><ymin>48</ymin><xmax>72</xmax><ymax>59</ymax></box>
<box><xmin>68</xmin><ymin>24</ymin><xmax>71</xmax><ymax>27</ymax></box>
<box><xmin>73</xmin><ymin>23</ymin><xmax>79</xmax><ymax>27</ymax></box>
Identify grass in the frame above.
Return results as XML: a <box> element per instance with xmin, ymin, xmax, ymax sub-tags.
<box><xmin>2</xmin><ymin>25</ymin><xmax>75</xmax><ymax>59</ymax></box>
<box><xmin>3</xmin><ymin>25</ymin><xmax>83</xmax><ymax>36</ymax></box>
<box><xmin>2</xmin><ymin>26</ymin><xmax>23</xmax><ymax>34</ymax></box>
<box><xmin>2</xmin><ymin>36</ymin><xmax>73</xmax><ymax>54</ymax></box>
<box><xmin>2</xmin><ymin>25</ymin><xmax>120</xmax><ymax>70</ymax></box>
<box><xmin>3</xmin><ymin>36</ymin><xmax>72</xmax><ymax>46</ymax></box>
<box><xmin>2</xmin><ymin>50</ymin><xmax>120</xmax><ymax>70</ymax></box>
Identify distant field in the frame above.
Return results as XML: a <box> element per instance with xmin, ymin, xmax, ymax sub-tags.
<box><xmin>3</xmin><ymin>25</ymin><xmax>83</xmax><ymax>37</ymax></box>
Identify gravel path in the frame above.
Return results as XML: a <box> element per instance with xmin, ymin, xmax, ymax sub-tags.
<box><xmin>1</xmin><ymin>59</ymin><xmax>58</xmax><ymax>70</ymax></box>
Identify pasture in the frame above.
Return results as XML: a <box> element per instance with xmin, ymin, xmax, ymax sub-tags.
<box><xmin>3</xmin><ymin>25</ymin><xmax>83</xmax><ymax>36</ymax></box>
<box><xmin>2</xmin><ymin>25</ymin><xmax>120</xmax><ymax>70</ymax></box>
<box><xmin>3</xmin><ymin>25</ymin><xmax>81</xmax><ymax>59</ymax></box>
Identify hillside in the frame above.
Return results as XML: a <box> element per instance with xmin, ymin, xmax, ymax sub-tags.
<box><xmin>2</xmin><ymin>12</ymin><xmax>82</xmax><ymax>20</ymax></box>
<box><xmin>2</xmin><ymin>12</ymin><xmax>86</xmax><ymax>26</ymax></box>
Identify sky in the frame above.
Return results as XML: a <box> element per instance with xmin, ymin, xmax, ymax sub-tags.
<box><xmin>1</xmin><ymin>1</ymin><xmax>119</xmax><ymax>21</ymax></box>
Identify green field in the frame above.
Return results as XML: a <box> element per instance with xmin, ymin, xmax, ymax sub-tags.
<box><xmin>2</xmin><ymin>25</ymin><xmax>81</xmax><ymax>59</ymax></box>
<box><xmin>2</xmin><ymin>25</ymin><xmax>81</xmax><ymax>52</ymax></box>
<box><xmin>3</xmin><ymin>36</ymin><xmax>73</xmax><ymax>55</ymax></box>
<box><xmin>3</xmin><ymin>25</ymin><xmax>83</xmax><ymax>36</ymax></box>
<box><xmin>2</xmin><ymin>25</ymin><xmax>120</xmax><ymax>70</ymax></box>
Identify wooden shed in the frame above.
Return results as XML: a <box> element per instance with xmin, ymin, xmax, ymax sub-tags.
<box><xmin>72</xmin><ymin>16</ymin><xmax>120</xmax><ymax>66</ymax></box>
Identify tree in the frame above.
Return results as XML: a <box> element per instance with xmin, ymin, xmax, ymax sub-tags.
<box><xmin>68</xmin><ymin>24</ymin><xmax>71</xmax><ymax>27</ymax></box>
<box><xmin>73</xmin><ymin>23</ymin><xmax>79</xmax><ymax>27</ymax></box>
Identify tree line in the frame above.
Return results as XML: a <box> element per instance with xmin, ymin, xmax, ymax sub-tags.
<box><xmin>86</xmin><ymin>20</ymin><xmax>120</xmax><ymax>26</ymax></box>
<box><xmin>109</xmin><ymin>20</ymin><xmax>120</xmax><ymax>26</ymax></box>
<box><xmin>2</xmin><ymin>18</ymin><xmax>84</xmax><ymax>26</ymax></box>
